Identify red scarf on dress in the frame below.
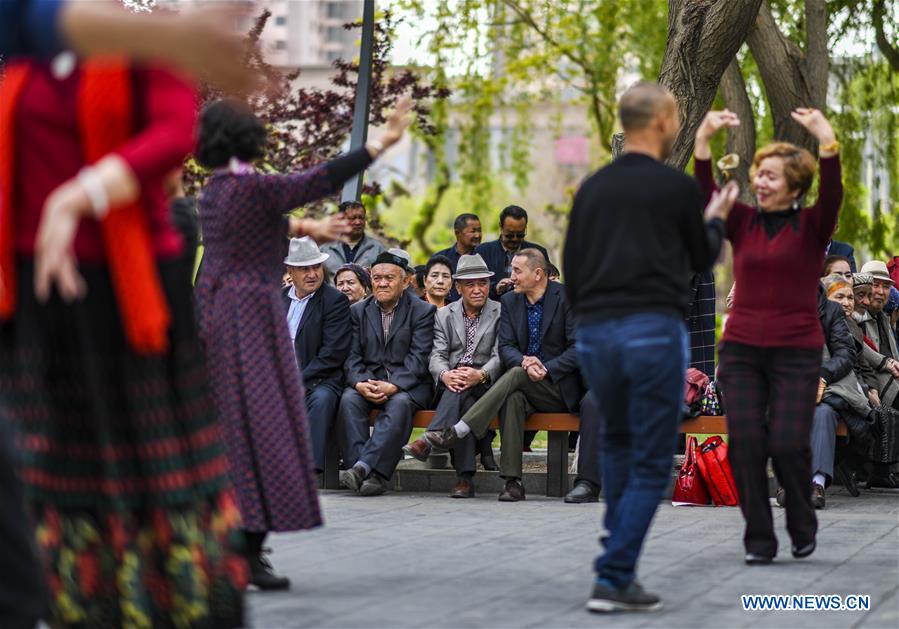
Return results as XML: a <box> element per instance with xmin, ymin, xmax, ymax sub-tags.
<box><xmin>0</xmin><ymin>58</ymin><xmax>170</xmax><ymax>354</ymax></box>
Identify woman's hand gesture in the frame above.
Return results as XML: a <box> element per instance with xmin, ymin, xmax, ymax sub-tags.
<box><xmin>791</xmin><ymin>108</ymin><xmax>837</xmax><ymax>153</ymax></box>
<box><xmin>378</xmin><ymin>94</ymin><xmax>413</xmax><ymax>151</ymax></box>
<box><xmin>694</xmin><ymin>109</ymin><xmax>740</xmax><ymax>159</ymax></box>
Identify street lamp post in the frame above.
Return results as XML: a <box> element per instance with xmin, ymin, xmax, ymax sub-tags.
<box><xmin>341</xmin><ymin>0</ymin><xmax>375</xmax><ymax>203</ymax></box>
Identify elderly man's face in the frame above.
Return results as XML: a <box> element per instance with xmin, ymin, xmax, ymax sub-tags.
<box><xmin>457</xmin><ymin>278</ymin><xmax>489</xmax><ymax>311</ymax></box>
<box><xmin>870</xmin><ymin>279</ymin><xmax>893</xmax><ymax>313</ymax></box>
<box><xmin>288</xmin><ymin>263</ymin><xmax>324</xmax><ymax>299</ymax></box>
<box><xmin>457</xmin><ymin>219</ymin><xmax>482</xmax><ymax>251</ymax></box>
<box><xmin>500</xmin><ymin>217</ymin><xmax>527</xmax><ymax>252</ymax></box>
<box><xmin>371</xmin><ymin>263</ymin><xmax>405</xmax><ymax>306</ymax></box>
<box><xmin>344</xmin><ymin>205</ymin><xmax>367</xmax><ymax>240</ymax></box>
<box><xmin>854</xmin><ymin>285</ymin><xmax>872</xmax><ymax>315</ymax></box>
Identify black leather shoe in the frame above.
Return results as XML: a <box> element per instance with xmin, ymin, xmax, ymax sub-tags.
<box><xmin>249</xmin><ymin>550</ymin><xmax>291</xmax><ymax>590</ymax></box>
<box><xmin>792</xmin><ymin>540</ymin><xmax>816</xmax><ymax>559</ymax></box>
<box><xmin>480</xmin><ymin>451</ymin><xmax>499</xmax><ymax>471</ymax></box>
<box><xmin>744</xmin><ymin>553</ymin><xmax>774</xmax><ymax>565</ymax></box>
<box><xmin>498</xmin><ymin>478</ymin><xmax>526</xmax><ymax>502</ymax></box>
<box><xmin>565</xmin><ymin>480</ymin><xmax>600</xmax><ymax>504</ymax></box>
<box><xmin>834</xmin><ymin>461</ymin><xmax>860</xmax><ymax>497</ymax></box>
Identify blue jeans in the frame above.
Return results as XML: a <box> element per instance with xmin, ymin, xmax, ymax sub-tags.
<box><xmin>577</xmin><ymin>313</ymin><xmax>688</xmax><ymax>590</ymax></box>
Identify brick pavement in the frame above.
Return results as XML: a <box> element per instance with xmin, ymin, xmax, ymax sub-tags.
<box><xmin>249</xmin><ymin>487</ymin><xmax>898</xmax><ymax>628</ymax></box>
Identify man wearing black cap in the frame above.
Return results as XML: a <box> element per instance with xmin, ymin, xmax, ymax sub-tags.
<box><xmin>337</xmin><ymin>252</ymin><xmax>436</xmax><ymax>496</ymax></box>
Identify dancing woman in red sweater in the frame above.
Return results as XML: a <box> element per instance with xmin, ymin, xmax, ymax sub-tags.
<box><xmin>694</xmin><ymin>108</ymin><xmax>842</xmax><ymax>565</ymax></box>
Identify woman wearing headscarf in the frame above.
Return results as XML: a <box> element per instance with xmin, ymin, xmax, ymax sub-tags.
<box><xmin>334</xmin><ymin>263</ymin><xmax>372</xmax><ymax>306</ymax></box>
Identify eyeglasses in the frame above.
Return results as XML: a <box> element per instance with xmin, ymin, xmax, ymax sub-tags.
<box><xmin>503</xmin><ymin>231</ymin><xmax>526</xmax><ymax>239</ymax></box>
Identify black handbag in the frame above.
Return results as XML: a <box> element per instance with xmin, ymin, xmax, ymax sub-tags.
<box><xmin>866</xmin><ymin>406</ymin><xmax>899</xmax><ymax>465</ymax></box>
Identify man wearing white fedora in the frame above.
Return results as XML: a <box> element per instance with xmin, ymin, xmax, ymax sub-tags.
<box><xmin>404</xmin><ymin>254</ymin><xmax>503</xmax><ymax>498</ymax></box>
<box><xmin>283</xmin><ymin>237</ymin><xmax>352</xmax><ymax>475</ymax></box>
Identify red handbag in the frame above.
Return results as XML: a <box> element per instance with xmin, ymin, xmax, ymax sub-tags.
<box><xmin>672</xmin><ymin>436</ymin><xmax>710</xmax><ymax>506</ymax></box>
<box><xmin>695</xmin><ymin>436</ymin><xmax>739</xmax><ymax>506</ymax></box>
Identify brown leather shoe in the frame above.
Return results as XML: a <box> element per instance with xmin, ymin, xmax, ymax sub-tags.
<box><xmin>812</xmin><ymin>482</ymin><xmax>825</xmax><ymax>509</ymax></box>
<box><xmin>423</xmin><ymin>427</ymin><xmax>459</xmax><ymax>450</ymax></box>
<box><xmin>450</xmin><ymin>478</ymin><xmax>474</xmax><ymax>498</ymax></box>
<box><xmin>498</xmin><ymin>479</ymin><xmax>526</xmax><ymax>502</ymax></box>
<box><xmin>402</xmin><ymin>438</ymin><xmax>431</xmax><ymax>462</ymax></box>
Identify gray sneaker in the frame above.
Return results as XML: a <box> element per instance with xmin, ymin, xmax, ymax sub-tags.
<box><xmin>586</xmin><ymin>580</ymin><xmax>663</xmax><ymax>613</ymax></box>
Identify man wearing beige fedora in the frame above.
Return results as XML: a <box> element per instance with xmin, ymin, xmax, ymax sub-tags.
<box><xmin>403</xmin><ymin>254</ymin><xmax>503</xmax><ymax>498</ymax></box>
<box><xmin>283</xmin><ymin>237</ymin><xmax>352</xmax><ymax>475</ymax></box>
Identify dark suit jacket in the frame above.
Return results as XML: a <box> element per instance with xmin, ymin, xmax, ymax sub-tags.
<box><xmin>498</xmin><ymin>281</ymin><xmax>583</xmax><ymax>412</ymax></box>
<box><xmin>282</xmin><ymin>283</ymin><xmax>352</xmax><ymax>394</ymax></box>
<box><xmin>345</xmin><ymin>290</ymin><xmax>436</xmax><ymax>408</ymax></box>
<box><xmin>828</xmin><ymin>239</ymin><xmax>856</xmax><ymax>272</ymax></box>
<box><xmin>474</xmin><ymin>238</ymin><xmax>551</xmax><ymax>299</ymax></box>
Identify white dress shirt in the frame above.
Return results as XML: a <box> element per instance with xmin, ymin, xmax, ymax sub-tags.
<box><xmin>286</xmin><ymin>287</ymin><xmax>316</xmax><ymax>342</ymax></box>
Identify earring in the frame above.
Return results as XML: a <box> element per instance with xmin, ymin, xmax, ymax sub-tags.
<box><xmin>791</xmin><ymin>198</ymin><xmax>800</xmax><ymax>211</ymax></box>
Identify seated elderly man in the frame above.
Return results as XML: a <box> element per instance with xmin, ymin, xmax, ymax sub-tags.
<box><xmin>403</xmin><ymin>254</ymin><xmax>503</xmax><ymax>498</ymax></box>
<box><xmin>283</xmin><ymin>238</ymin><xmax>352</xmax><ymax>475</ymax></box>
<box><xmin>422</xmin><ymin>249</ymin><xmax>583</xmax><ymax>501</ymax></box>
<box><xmin>337</xmin><ymin>252</ymin><xmax>436</xmax><ymax>496</ymax></box>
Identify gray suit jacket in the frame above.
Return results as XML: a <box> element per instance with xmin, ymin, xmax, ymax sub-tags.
<box><xmin>344</xmin><ymin>290</ymin><xmax>436</xmax><ymax>408</ymax></box>
<box><xmin>860</xmin><ymin>310</ymin><xmax>899</xmax><ymax>407</ymax></box>
<box><xmin>429</xmin><ymin>299</ymin><xmax>502</xmax><ymax>385</ymax></box>
<box><xmin>321</xmin><ymin>233</ymin><xmax>387</xmax><ymax>277</ymax></box>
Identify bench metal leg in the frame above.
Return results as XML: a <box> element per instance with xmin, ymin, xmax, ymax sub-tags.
<box><xmin>322</xmin><ymin>426</ymin><xmax>341</xmax><ymax>490</ymax></box>
<box><xmin>546</xmin><ymin>431</ymin><xmax>568</xmax><ymax>497</ymax></box>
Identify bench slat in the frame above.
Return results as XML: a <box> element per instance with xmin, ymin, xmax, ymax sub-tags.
<box><xmin>369</xmin><ymin>410</ymin><xmax>848</xmax><ymax>436</ymax></box>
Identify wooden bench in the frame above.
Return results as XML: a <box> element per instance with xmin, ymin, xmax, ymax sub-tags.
<box><xmin>322</xmin><ymin>413</ymin><xmax>848</xmax><ymax>497</ymax></box>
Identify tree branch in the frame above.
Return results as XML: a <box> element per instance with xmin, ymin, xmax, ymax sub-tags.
<box><xmin>719</xmin><ymin>56</ymin><xmax>756</xmax><ymax>200</ymax></box>
<box><xmin>873</xmin><ymin>0</ymin><xmax>899</xmax><ymax>72</ymax></box>
<box><xmin>746</xmin><ymin>0</ymin><xmax>820</xmax><ymax>152</ymax></box>
<box><xmin>500</xmin><ymin>0</ymin><xmax>592</xmax><ymax>72</ymax></box>
<box><xmin>805</xmin><ymin>0</ymin><xmax>829</xmax><ymax>109</ymax></box>
<box><xmin>657</xmin><ymin>0</ymin><xmax>764</xmax><ymax>169</ymax></box>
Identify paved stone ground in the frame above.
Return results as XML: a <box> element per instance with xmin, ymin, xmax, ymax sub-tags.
<box><xmin>249</xmin><ymin>486</ymin><xmax>898</xmax><ymax>628</ymax></box>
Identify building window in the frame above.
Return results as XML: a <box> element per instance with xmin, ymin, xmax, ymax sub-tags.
<box><xmin>326</xmin><ymin>50</ymin><xmax>342</xmax><ymax>63</ymax></box>
<box><xmin>275</xmin><ymin>16</ymin><xmax>287</xmax><ymax>26</ymax></box>
<box><xmin>327</xmin><ymin>3</ymin><xmax>344</xmax><ymax>19</ymax></box>
<box><xmin>274</xmin><ymin>40</ymin><xmax>287</xmax><ymax>50</ymax></box>
<box><xmin>326</xmin><ymin>26</ymin><xmax>344</xmax><ymax>41</ymax></box>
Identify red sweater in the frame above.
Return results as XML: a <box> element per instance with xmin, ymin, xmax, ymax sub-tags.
<box><xmin>14</xmin><ymin>63</ymin><xmax>196</xmax><ymax>263</ymax></box>
<box><xmin>695</xmin><ymin>155</ymin><xmax>843</xmax><ymax>349</ymax></box>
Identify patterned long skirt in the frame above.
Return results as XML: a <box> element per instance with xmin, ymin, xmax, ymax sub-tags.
<box><xmin>0</xmin><ymin>256</ymin><xmax>247</xmax><ymax>628</ymax></box>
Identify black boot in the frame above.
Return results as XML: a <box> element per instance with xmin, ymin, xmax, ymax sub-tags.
<box><xmin>250</xmin><ymin>548</ymin><xmax>291</xmax><ymax>591</ymax></box>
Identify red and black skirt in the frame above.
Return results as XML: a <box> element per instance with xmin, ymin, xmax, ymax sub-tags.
<box><xmin>0</xmin><ymin>255</ymin><xmax>247</xmax><ymax>628</ymax></box>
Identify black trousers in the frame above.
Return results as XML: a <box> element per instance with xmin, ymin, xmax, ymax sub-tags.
<box><xmin>718</xmin><ymin>342</ymin><xmax>820</xmax><ymax>557</ymax></box>
<box><xmin>575</xmin><ymin>391</ymin><xmax>602</xmax><ymax>488</ymax></box>
<box><xmin>337</xmin><ymin>389</ymin><xmax>416</xmax><ymax>479</ymax></box>
<box><xmin>305</xmin><ymin>385</ymin><xmax>340</xmax><ymax>473</ymax></box>
<box><xmin>0</xmin><ymin>424</ymin><xmax>46</xmax><ymax>629</ymax></box>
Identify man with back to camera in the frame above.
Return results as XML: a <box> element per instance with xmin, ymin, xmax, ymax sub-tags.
<box><xmin>563</xmin><ymin>82</ymin><xmax>736</xmax><ymax>613</ymax></box>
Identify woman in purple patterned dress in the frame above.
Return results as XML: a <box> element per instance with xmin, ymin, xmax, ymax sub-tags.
<box><xmin>195</xmin><ymin>97</ymin><xmax>410</xmax><ymax>589</ymax></box>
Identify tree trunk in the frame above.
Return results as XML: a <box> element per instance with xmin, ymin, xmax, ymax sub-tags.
<box><xmin>746</xmin><ymin>0</ymin><xmax>828</xmax><ymax>153</ymax></box>
<box><xmin>719</xmin><ymin>57</ymin><xmax>756</xmax><ymax>200</ymax></box>
<box><xmin>658</xmin><ymin>0</ymin><xmax>763</xmax><ymax>170</ymax></box>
